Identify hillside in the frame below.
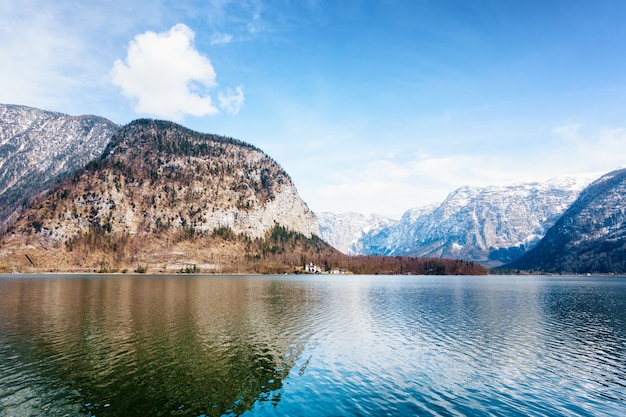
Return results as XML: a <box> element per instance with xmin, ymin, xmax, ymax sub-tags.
<box><xmin>504</xmin><ymin>168</ymin><xmax>626</xmax><ymax>274</ymax></box>
<box><xmin>0</xmin><ymin>104</ymin><xmax>119</xmax><ymax>224</ymax></box>
<box><xmin>0</xmin><ymin>119</ymin><xmax>319</xmax><ymax>273</ymax></box>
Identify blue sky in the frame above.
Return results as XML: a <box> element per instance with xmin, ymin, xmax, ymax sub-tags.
<box><xmin>2</xmin><ymin>0</ymin><xmax>626</xmax><ymax>218</ymax></box>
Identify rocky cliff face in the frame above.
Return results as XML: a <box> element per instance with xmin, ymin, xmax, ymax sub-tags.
<box><xmin>0</xmin><ymin>119</ymin><xmax>319</xmax><ymax>272</ymax></box>
<box><xmin>321</xmin><ymin>178</ymin><xmax>589</xmax><ymax>265</ymax></box>
<box><xmin>505</xmin><ymin>168</ymin><xmax>626</xmax><ymax>273</ymax></box>
<box><xmin>94</xmin><ymin>119</ymin><xmax>318</xmax><ymax>239</ymax></box>
<box><xmin>0</xmin><ymin>104</ymin><xmax>119</xmax><ymax>223</ymax></box>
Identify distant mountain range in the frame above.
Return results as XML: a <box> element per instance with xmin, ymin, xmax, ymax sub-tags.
<box><xmin>318</xmin><ymin>177</ymin><xmax>589</xmax><ymax>266</ymax></box>
<box><xmin>320</xmin><ymin>171</ymin><xmax>626</xmax><ymax>274</ymax></box>
<box><xmin>0</xmin><ymin>104</ymin><xmax>119</xmax><ymax>224</ymax></box>
<box><xmin>316</xmin><ymin>212</ymin><xmax>396</xmax><ymax>255</ymax></box>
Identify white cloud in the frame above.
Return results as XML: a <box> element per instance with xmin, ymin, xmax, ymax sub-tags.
<box><xmin>211</xmin><ymin>33</ymin><xmax>234</xmax><ymax>45</ymax></box>
<box><xmin>110</xmin><ymin>24</ymin><xmax>220</xmax><ymax>120</ymax></box>
<box><xmin>551</xmin><ymin>124</ymin><xmax>582</xmax><ymax>141</ymax></box>
<box><xmin>549</xmin><ymin>125</ymin><xmax>626</xmax><ymax>177</ymax></box>
<box><xmin>218</xmin><ymin>86</ymin><xmax>245</xmax><ymax>115</ymax></box>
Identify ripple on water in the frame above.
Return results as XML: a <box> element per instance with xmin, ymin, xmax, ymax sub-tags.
<box><xmin>0</xmin><ymin>275</ymin><xmax>625</xmax><ymax>416</ymax></box>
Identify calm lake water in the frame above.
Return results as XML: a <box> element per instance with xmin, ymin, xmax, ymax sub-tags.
<box><xmin>0</xmin><ymin>274</ymin><xmax>624</xmax><ymax>417</ymax></box>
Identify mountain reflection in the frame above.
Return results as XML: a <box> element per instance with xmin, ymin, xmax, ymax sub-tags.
<box><xmin>0</xmin><ymin>276</ymin><xmax>310</xmax><ymax>416</ymax></box>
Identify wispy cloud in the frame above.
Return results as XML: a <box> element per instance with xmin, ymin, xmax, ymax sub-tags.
<box><xmin>0</xmin><ymin>1</ymin><xmax>86</xmax><ymax>109</ymax></box>
<box><xmin>294</xmin><ymin>123</ymin><xmax>626</xmax><ymax>218</ymax></box>
<box><xmin>203</xmin><ymin>1</ymin><xmax>267</xmax><ymax>41</ymax></box>
<box><xmin>549</xmin><ymin>124</ymin><xmax>626</xmax><ymax>176</ymax></box>
<box><xmin>247</xmin><ymin>13</ymin><xmax>264</xmax><ymax>34</ymax></box>
<box><xmin>218</xmin><ymin>86</ymin><xmax>245</xmax><ymax>115</ymax></box>
<box><xmin>0</xmin><ymin>0</ymin><xmax>167</xmax><ymax>115</ymax></box>
<box><xmin>210</xmin><ymin>32</ymin><xmax>234</xmax><ymax>45</ymax></box>
<box><xmin>110</xmin><ymin>24</ymin><xmax>220</xmax><ymax>120</ymax></box>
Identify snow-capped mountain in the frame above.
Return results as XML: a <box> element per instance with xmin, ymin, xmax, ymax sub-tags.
<box><xmin>321</xmin><ymin>177</ymin><xmax>590</xmax><ymax>265</ymax></box>
<box><xmin>0</xmin><ymin>104</ymin><xmax>119</xmax><ymax>223</ymax></box>
<box><xmin>506</xmin><ymin>168</ymin><xmax>626</xmax><ymax>273</ymax></box>
<box><xmin>317</xmin><ymin>212</ymin><xmax>396</xmax><ymax>255</ymax></box>
<box><xmin>355</xmin><ymin>204</ymin><xmax>439</xmax><ymax>256</ymax></box>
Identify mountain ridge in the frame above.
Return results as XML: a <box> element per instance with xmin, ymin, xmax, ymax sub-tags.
<box><xmin>0</xmin><ymin>103</ymin><xmax>119</xmax><ymax>224</ymax></box>
<box><xmin>316</xmin><ymin>212</ymin><xmax>396</xmax><ymax>255</ymax></box>
<box><xmin>504</xmin><ymin>168</ymin><xmax>626</xmax><ymax>273</ymax></box>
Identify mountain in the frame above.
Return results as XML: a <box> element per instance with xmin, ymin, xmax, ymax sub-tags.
<box><xmin>317</xmin><ymin>212</ymin><xmax>395</xmax><ymax>255</ymax></box>
<box><xmin>0</xmin><ymin>114</ymin><xmax>488</xmax><ymax>276</ymax></box>
<box><xmin>321</xmin><ymin>178</ymin><xmax>589</xmax><ymax>266</ymax></box>
<box><xmin>355</xmin><ymin>203</ymin><xmax>438</xmax><ymax>256</ymax></box>
<box><xmin>0</xmin><ymin>119</ymin><xmax>322</xmax><ymax>273</ymax></box>
<box><xmin>0</xmin><ymin>104</ymin><xmax>119</xmax><ymax>224</ymax></box>
<box><xmin>504</xmin><ymin>168</ymin><xmax>626</xmax><ymax>273</ymax></box>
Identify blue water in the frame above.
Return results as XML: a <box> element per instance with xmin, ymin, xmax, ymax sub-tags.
<box><xmin>0</xmin><ymin>274</ymin><xmax>624</xmax><ymax>416</ymax></box>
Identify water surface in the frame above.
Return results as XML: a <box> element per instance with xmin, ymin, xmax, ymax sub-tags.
<box><xmin>0</xmin><ymin>274</ymin><xmax>624</xmax><ymax>416</ymax></box>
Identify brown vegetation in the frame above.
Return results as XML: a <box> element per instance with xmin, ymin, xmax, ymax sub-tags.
<box><xmin>0</xmin><ymin>223</ymin><xmax>487</xmax><ymax>275</ymax></box>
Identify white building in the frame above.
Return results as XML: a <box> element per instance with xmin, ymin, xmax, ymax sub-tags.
<box><xmin>304</xmin><ymin>262</ymin><xmax>322</xmax><ymax>274</ymax></box>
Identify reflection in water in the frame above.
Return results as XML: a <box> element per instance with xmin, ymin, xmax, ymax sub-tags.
<box><xmin>0</xmin><ymin>276</ymin><xmax>311</xmax><ymax>416</ymax></box>
<box><xmin>0</xmin><ymin>275</ymin><xmax>625</xmax><ymax>416</ymax></box>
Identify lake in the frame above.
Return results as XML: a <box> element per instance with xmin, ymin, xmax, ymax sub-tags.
<box><xmin>0</xmin><ymin>274</ymin><xmax>624</xmax><ymax>416</ymax></box>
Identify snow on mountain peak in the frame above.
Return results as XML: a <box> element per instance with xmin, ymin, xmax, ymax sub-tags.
<box><xmin>318</xmin><ymin>177</ymin><xmax>590</xmax><ymax>266</ymax></box>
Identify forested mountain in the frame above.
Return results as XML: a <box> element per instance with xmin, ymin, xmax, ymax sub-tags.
<box><xmin>504</xmin><ymin>168</ymin><xmax>626</xmax><ymax>273</ymax></box>
<box><xmin>0</xmin><ymin>104</ymin><xmax>119</xmax><ymax>224</ymax></box>
<box><xmin>0</xmin><ymin>119</ymin><xmax>317</xmax><ymax>272</ymax></box>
